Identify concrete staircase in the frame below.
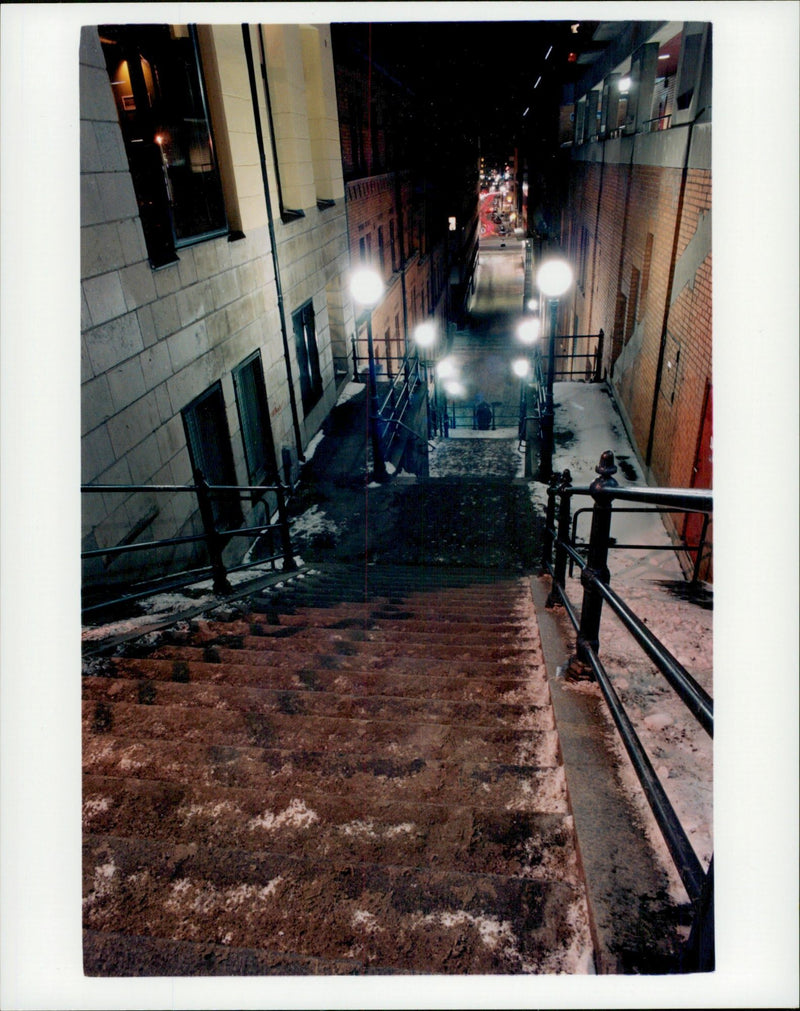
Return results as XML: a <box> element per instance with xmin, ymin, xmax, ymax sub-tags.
<box><xmin>82</xmin><ymin>564</ymin><xmax>594</xmax><ymax>975</ymax></box>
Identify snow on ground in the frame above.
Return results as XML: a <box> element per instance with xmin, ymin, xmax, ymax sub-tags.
<box><xmin>534</xmin><ymin>380</ymin><xmax>713</xmax><ymax>901</ymax></box>
<box><xmin>429</xmin><ymin>428</ymin><xmax>526</xmax><ymax>480</ymax></box>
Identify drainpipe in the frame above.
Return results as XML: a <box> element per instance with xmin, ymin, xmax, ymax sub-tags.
<box><xmin>241</xmin><ymin>24</ymin><xmax>304</xmax><ymax>464</ymax></box>
<box><xmin>645</xmin><ymin>114</ymin><xmax>702</xmax><ymax>470</ymax></box>
<box><xmin>393</xmin><ymin>169</ymin><xmax>410</xmax><ymax>355</ymax></box>
<box><xmin>610</xmin><ymin>134</ymin><xmax>638</xmax><ymax>377</ymax></box>
<box><xmin>585</xmin><ymin>134</ymin><xmax>606</xmax><ymax>336</ymax></box>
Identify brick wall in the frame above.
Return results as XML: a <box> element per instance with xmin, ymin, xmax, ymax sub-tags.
<box><xmin>563</xmin><ymin>124</ymin><xmax>712</xmax><ymax>575</ymax></box>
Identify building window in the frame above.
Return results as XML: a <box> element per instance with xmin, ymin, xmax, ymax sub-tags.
<box><xmin>99</xmin><ymin>24</ymin><xmax>228</xmax><ymax>268</ymax></box>
<box><xmin>293</xmin><ymin>301</ymin><xmax>323</xmax><ymax>413</ymax></box>
<box><xmin>640</xmin><ymin>233</ymin><xmax>654</xmax><ymax>319</ymax></box>
<box><xmin>389</xmin><ymin>219</ymin><xmax>397</xmax><ymax>271</ymax></box>
<box><xmin>378</xmin><ymin>226</ymin><xmax>386</xmax><ymax>274</ymax></box>
<box><xmin>182</xmin><ymin>382</ymin><xmax>242</xmax><ymax>530</ymax></box>
<box><xmin>625</xmin><ymin>267</ymin><xmax>640</xmax><ymax>344</ymax></box>
<box><xmin>233</xmin><ymin>351</ymin><xmax>277</xmax><ymax>486</ymax></box>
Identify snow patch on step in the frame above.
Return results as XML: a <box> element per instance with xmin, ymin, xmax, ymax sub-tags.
<box><xmin>248</xmin><ymin>798</ymin><xmax>320</xmax><ymax>832</ymax></box>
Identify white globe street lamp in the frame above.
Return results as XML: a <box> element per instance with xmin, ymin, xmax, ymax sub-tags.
<box><xmin>436</xmin><ymin>356</ymin><xmax>458</xmax><ymax>381</ymax></box>
<box><xmin>512</xmin><ymin>357</ymin><xmax>531</xmax><ymax>379</ymax></box>
<box><xmin>536</xmin><ymin>258</ymin><xmax>573</xmax><ymax>299</ymax></box>
<box><xmin>413</xmin><ymin>321</ymin><xmax>437</xmax><ymax>349</ymax></box>
<box><xmin>350</xmin><ymin>266</ymin><xmax>384</xmax><ymax>308</ymax></box>
<box><xmin>349</xmin><ymin>267</ymin><xmax>387</xmax><ymax>480</ymax></box>
<box><xmin>517</xmin><ymin>318</ymin><xmax>541</xmax><ymax>345</ymax></box>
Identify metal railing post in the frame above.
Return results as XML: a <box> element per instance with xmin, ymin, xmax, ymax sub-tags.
<box><xmin>194</xmin><ymin>471</ymin><xmax>233</xmax><ymax>595</ymax></box>
<box><xmin>547</xmin><ymin>470</ymin><xmax>573</xmax><ymax>607</ymax></box>
<box><xmin>275</xmin><ymin>483</ymin><xmax>298</xmax><ymax>572</ymax></box>
<box><xmin>593</xmin><ymin>328</ymin><xmax>605</xmax><ymax>383</ymax></box>
<box><xmin>542</xmin><ymin>472</ymin><xmax>561</xmax><ymax>570</ymax></box>
<box><xmin>351</xmin><ymin>336</ymin><xmax>359</xmax><ymax>382</ymax></box>
<box><xmin>567</xmin><ymin>450</ymin><xmax>618</xmax><ymax>677</ymax></box>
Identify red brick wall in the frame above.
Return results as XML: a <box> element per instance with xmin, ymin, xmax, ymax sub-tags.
<box><xmin>564</xmin><ymin>145</ymin><xmax>712</xmax><ymax>493</ymax></box>
<box><xmin>562</xmin><ymin>134</ymin><xmax>712</xmax><ymax>577</ymax></box>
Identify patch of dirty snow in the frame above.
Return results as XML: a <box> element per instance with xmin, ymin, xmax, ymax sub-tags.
<box><xmin>351</xmin><ymin>908</ymin><xmax>382</xmax><ymax>932</ymax></box>
<box><xmin>422</xmin><ymin>910</ymin><xmax>516</xmax><ymax>952</ymax></box>
<box><xmin>336</xmin><ymin>381</ymin><xmax>366</xmax><ymax>405</ymax></box>
<box><xmin>289</xmin><ymin>504</ymin><xmax>339</xmax><ymax>540</ymax></box>
<box><xmin>248</xmin><ymin>798</ymin><xmax>319</xmax><ymax>832</ymax></box>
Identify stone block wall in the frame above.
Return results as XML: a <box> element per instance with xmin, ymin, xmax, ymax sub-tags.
<box><xmin>80</xmin><ymin>22</ymin><xmax>353</xmax><ymax>590</ymax></box>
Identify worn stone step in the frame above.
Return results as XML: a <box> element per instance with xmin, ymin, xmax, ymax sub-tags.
<box><xmin>247</xmin><ymin>607</ymin><xmax>535</xmax><ymax>634</ymax></box>
<box><xmin>190</xmin><ymin>616</ymin><xmax>539</xmax><ymax>648</ymax></box>
<box><xmin>83</xmin><ymin>832</ymin><xmax>591</xmax><ymax>973</ymax></box>
<box><xmin>146</xmin><ymin>644</ymin><xmax>538</xmax><ymax>677</ymax></box>
<box><xmin>174</xmin><ymin>628</ymin><xmax>542</xmax><ymax>663</ymax></box>
<box><xmin>83</xmin><ymin>776</ymin><xmax>582</xmax><ymax>884</ymax></box>
<box><xmin>83</xmin><ymin>737</ymin><xmax>567</xmax><ymax>811</ymax></box>
<box><xmin>83</xmin><ymin>928</ymin><xmax>372</xmax><ymax>976</ymax></box>
<box><xmin>84</xmin><ymin>661</ymin><xmax>549</xmax><ymax>706</ymax></box>
<box><xmin>82</xmin><ymin>684</ymin><xmax>551</xmax><ymax>733</ymax></box>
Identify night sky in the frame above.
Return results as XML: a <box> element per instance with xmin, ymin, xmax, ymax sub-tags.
<box><xmin>362</xmin><ymin>19</ymin><xmax>600</xmax><ymax>162</ymax></box>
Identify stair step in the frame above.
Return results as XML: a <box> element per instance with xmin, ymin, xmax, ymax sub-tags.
<box><xmin>79</xmin><ymin>723</ymin><xmax>558</xmax><ymax>776</ymax></box>
<box><xmin>83</xmin><ymin>666</ymin><xmax>551</xmax><ymax>707</ymax></box>
<box><xmin>170</xmin><ymin>629</ymin><xmax>542</xmax><ymax>661</ymax></box>
<box><xmin>83</xmin><ymin>832</ymin><xmax>589</xmax><ymax>974</ymax></box>
<box><xmin>83</xmin><ymin>776</ymin><xmax>581</xmax><ymax>883</ymax></box>
<box><xmin>146</xmin><ymin>644</ymin><xmax>539</xmax><ymax>677</ymax></box>
<box><xmin>191</xmin><ymin>616</ymin><xmax>538</xmax><ymax>647</ymax></box>
<box><xmin>82</xmin><ymin>685</ymin><xmax>551</xmax><ymax>732</ymax></box>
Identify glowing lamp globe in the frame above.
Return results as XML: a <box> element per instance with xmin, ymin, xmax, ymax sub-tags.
<box><xmin>350</xmin><ymin>268</ymin><xmax>384</xmax><ymax>307</ymax></box>
<box><xmin>414</xmin><ymin>322</ymin><xmax>437</xmax><ymax>348</ymax></box>
<box><xmin>537</xmin><ymin>259</ymin><xmax>573</xmax><ymax>298</ymax></box>
<box><xmin>512</xmin><ymin>358</ymin><xmax>531</xmax><ymax>379</ymax></box>
<box><xmin>517</xmin><ymin>319</ymin><xmax>541</xmax><ymax>344</ymax></box>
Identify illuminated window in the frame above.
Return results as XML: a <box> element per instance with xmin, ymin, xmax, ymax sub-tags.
<box><xmin>99</xmin><ymin>24</ymin><xmax>228</xmax><ymax>268</ymax></box>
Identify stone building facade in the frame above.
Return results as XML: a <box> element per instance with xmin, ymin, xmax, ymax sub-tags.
<box><xmin>80</xmin><ymin>23</ymin><xmax>355</xmax><ymax>593</ymax></box>
<box><xmin>556</xmin><ymin>21</ymin><xmax>712</xmax><ymax>577</ymax></box>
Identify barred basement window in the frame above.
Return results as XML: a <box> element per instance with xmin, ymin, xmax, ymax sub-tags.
<box><xmin>293</xmin><ymin>301</ymin><xmax>323</xmax><ymax>413</ymax></box>
<box><xmin>233</xmin><ymin>351</ymin><xmax>277</xmax><ymax>486</ymax></box>
<box><xmin>100</xmin><ymin>24</ymin><xmax>228</xmax><ymax>268</ymax></box>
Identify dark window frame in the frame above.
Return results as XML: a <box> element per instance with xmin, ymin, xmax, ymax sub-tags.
<box><xmin>182</xmin><ymin>381</ymin><xmax>242</xmax><ymax>531</ymax></box>
<box><xmin>99</xmin><ymin>23</ymin><xmax>229</xmax><ymax>269</ymax></box>
<box><xmin>292</xmin><ymin>300</ymin><xmax>323</xmax><ymax>414</ymax></box>
<box><xmin>232</xmin><ymin>351</ymin><xmax>277</xmax><ymax>487</ymax></box>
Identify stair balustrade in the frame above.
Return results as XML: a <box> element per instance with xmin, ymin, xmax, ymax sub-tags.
<box><xmin>541</xmin><ymin>449</ymin><xmax>714</xmax><ymax>971</ymax></box>
<box><xmin>81</xmin><ymin>472</ymin><xmax>296</xmax><ymax>616</ymax></box>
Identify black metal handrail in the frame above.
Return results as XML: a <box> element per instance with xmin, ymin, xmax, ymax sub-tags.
<box><xmin>82</xmin><ymin>472</ymin><xmax>296</xmax><ymax>615</ymax></box>
<box><xmin>541</xmin><ymin>449</ymin><xmax>714</xmax><ymax>969</ymax></box>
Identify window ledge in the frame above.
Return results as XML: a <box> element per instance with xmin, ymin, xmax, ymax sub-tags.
<box><xmin>316</xmin><ymin>198</ymin><xmax>336</xmax><ymax>211</ymax></box>
<box><xmin>281</xmin><ymin>208</ymin><xmax>306</xmax><ymax>224</ymax></box>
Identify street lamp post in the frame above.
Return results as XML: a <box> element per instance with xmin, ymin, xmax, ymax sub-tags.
<box><xmin>413</xmin><ymin>321</ymin><xmax>438</xmax><ymax>437</ymax></box>
<box><xmin>350</xmin><ymin>267</ymin><xmax>387</xmax><ymax>481</ymax></box>
<box><xmin>515</xmin><ymin>319</ymin><xmax>540</xmax><ymax>477</ymax></box>
<box><xmin>536</xmin><ymin>258</ymin><xmax>573</xmax><ymax>481</ymax></box>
